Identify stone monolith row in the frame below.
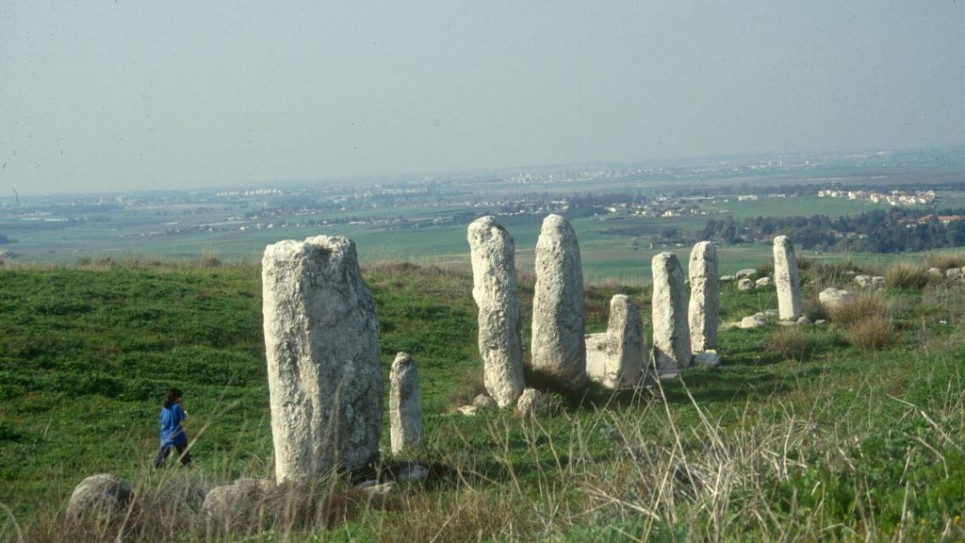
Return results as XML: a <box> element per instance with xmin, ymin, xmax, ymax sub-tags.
<box><xmin>652</xmin><ymin>252</ymin><xmax>692</xmax><ymax>369</ymax></box>
<box><xmin>262</xmin><ymin>236</ymin><xmax>382</xmax><ymax>484</ymax></box>
<box><xmin>688</xmin><ymin>241</ymin><xmax>720</xmax><ymax>352</ymax></box>
<box><xmin>531</xmin><ymin>214</ymin><xmax>587</xmax><ymax>392</ymax></box>
<box><xmin>773</xmin><ymin>235</ymin><xmax>803</xmax><ymax>320</ymax></box>
<box><xmin>390</xmin><ymin>352</ymin><xmax>423</xmax><ymax>455</ymax></box>
<box><xmin>467</xmin><ymin>216</ymin><xmax>526</xmax><ymax>407</ymax></box>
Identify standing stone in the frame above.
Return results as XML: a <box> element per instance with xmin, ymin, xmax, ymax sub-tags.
<box><xmin>586</xmin><ymin>294</ymin><xmax>648</xmax><ymax>388</ymax></box>
<box><xmin>688</xmin><ymin>242</ymin><xmax>719</xmax><ymax>352</ymax></box>
<box><xmin>467</xmin><ymin>217</ymin><xmax>526</xmax><ymax>407</ymax></box>
<box><xmin>262</xmin><ymin>236</ymin><xmax>382</xmax><ymax>484</ymax></box>
<box><xmin>773</xmin><ymin>236</ymin><xmax>803</xmax><ymax>320</ymax></box>
<box><xmin>531</xmin><ymin>214</ymin><xmax>587</xmax><ymax>392</ymax></box>
<box><xmin>390</xmin><ymin>352</ymin><xmax>423</xmax><ymax>456</ymax></box>
<box><xmin>652</xmin><ymin>252</ymin><xmax>692</xmax><ymax>369</ymax></box>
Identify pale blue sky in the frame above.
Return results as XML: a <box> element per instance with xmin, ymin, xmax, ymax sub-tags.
<box><xmin>2</xmin><ymin>1</ymin><xmax>963</xmax><ymax>195</ymax></box>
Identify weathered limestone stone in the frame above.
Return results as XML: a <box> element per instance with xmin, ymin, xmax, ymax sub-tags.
<box><xmin>586</xmin><ymin>295</ymin><xmax>648</xmax><ymax>388</ymax></box>
<box><xmin>390</xmin><ymin>352</ymin><xmax>423</xmax><ymax>456</ymax></box>
<box><xmin>688</xmin><ymin>242</ymin><xmax>720</xmax><ymax>352</ymax></box>
<box><xmin>755</xmin><ymin>277</ymin><xmax>773</xmax><ymax>288</ymax></box>
<box><xmin>720</xmin><ymin>274</ymin><xmax>736</xmax><ymax>282</ymax></box>
<box><xmin>202</xmin><ymin>478</ymin><xmax>275</xmax><ymax>529</ymax></box>
<box><xmin>855</xmin><ymin>275</ymin><xmax>872</xmax><ymax>288</ymax></box>
<box><xmin>67</xmin><ymin>474</ymin><xmax>133</xmax><ymax>520</ymax></box>
<box><xmin>262</xmin><ymin>236</ymin><xmax>382</xmax><ymax>484</ymax></box>
<box><xmin>693</xmin><ymin>350</ymin><xmax>721</xmax><ymax>367</ymax></box>
<box><xmin>871</xmin><ymin>276</ymin><xmax>886</xmax><ymax>288</ymax></box>
<box><xmin>737</xmin><ymin>278</ymin><xmax>755</xmax><ymax>291</ymax></box>
<box><xmin>949</xmin><ymin>268</ymin><xmax>965</xmax><ymax>281</ymax></box>
<box><xmin>773</xmin><ymin>236</ymin><xmax>803</xmax><ymax>320</ymax></box>
<box><xmin>531</xmin><ymin>214</ymin><xmax>587</xmax><ymax>391</ymax></box>
<box><xmin>652</xmin><ymin>252</ymin><xmax>692</xmax><ymax>369</ymax></box>
<box><xmin>516</xmin><ymin>388</ymin><xmax>563</xmax><ymax>418</ymax></box>
<box><xmin>467</xmin><ymin>216</ymin><xmax>526</xmax><ymax>408</ymax></box>
<box><xmin>735</xmin><ymin>268</ymin><xmax>757</xmax><ymax>279</ymax></box>
<box><xmin>928</xmin><ymin>267</ymin><xmax>943</xmax><ymax>279</ymax></box>
<box><xmin>819</xmin><ymin>287</ymin><xmax>853</xmax><ymax>311</ymax></box>
<box><xmin>473</xmin><ymin>394</ymin><xmax>495</xmax><ymax>410</ymax></box>
<box><xmin>740</xmin><ymin>315</ymin><xmax>767</xmax><ymax>329</ymax></box>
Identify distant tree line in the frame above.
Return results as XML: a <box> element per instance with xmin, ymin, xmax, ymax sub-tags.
<box><xmin>698</xmin><ymin>208</ymin><xmax>965</xmax><ymax>253</ymax></box>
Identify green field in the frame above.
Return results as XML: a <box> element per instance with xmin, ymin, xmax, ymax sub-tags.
<box><xmin>1</xmin><ymin>254</ymin><xmax>964</xmax><ymax>541</ymax></box>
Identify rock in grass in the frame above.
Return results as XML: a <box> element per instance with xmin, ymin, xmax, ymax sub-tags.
<box><xmin>688</xmin><ymin>242</ymin><xmax>720</xmax><ymax>352</ymax></box>
<box><xmin>66</xmin><ymin>474</ymin><xmax>133</xmax><ymax>521</ymax></box>
<box><xmin>737</xmin><ymin>278</ymin><xmax>755</xmax><ymax>291</ymax></box>
<box><xmin>531</xmin><ymin>214</ymin><xmax>587</xmax><ymax>392</ymax></box>
<box><xmin>819</xmin><ymin>287</ymin><xmax>853</xmax><ymax>311</ymax></box>
<box><xmin>516</xmin><ymin>388</ymin><xmax>563</xmax><ymax>418</ymax></box>
<box><xmin>467</xmin><ymin>216</ymin><xmax>526</xmax><ymax>408</ymax></box>
<box><xmin>740</xmin><ymin>315</ymin><xmax>767</xmax><ymax>329</ymax></box>
<box><xmin>773</xmin><ymin>236</ymin><xmax>803</xmax><ymax>320</ymax></box>
<box><xmin>262</xmin><ymin>236</ymin><xmax>382</xmax><ymax>484</ymax></box>
<box><xmin>202</xmin><ymin>478</ymin><xmax>276</xmax><ymax>529</ymax></box>
<box><xmin>390</xmin><ymin>352</ymin><xmax>423</xmax><ymax>456</ymax></box>
<box><xmin>652</xmin><ymin>252</ymin><xmax>692</xmax><ymax>369</ymax></box>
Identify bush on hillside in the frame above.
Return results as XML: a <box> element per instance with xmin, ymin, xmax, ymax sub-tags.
<box><xmin>884</xmin><ymin>263</ymin><xmax>932</xmax><ymax>289</ymax></box>
<box><xmin>827</xmin><ymin>292</ymin><xmax>892</xmax><ymax>327</ymax></box>
<box><xmin>767</xmin><ymin>327</ymin><xmax>808</xmax><ymax>360</ymax></box>
<box><xmin>925</xmin><ymin>252</ymin><xmax>965</xmax><ymax>271</ymax></box>
<box><xmin>848</xmin><ymin>315</ymin><xmax>895</xmax><ymax>350</ymax></box>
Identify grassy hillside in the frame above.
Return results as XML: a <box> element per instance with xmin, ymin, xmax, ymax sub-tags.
<box><xmin>0</xmin><ymin>257</ymin><xmax>963</xmax><ymax>542</ymax></box>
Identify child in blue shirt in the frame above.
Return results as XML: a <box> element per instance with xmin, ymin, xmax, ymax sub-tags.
<box><xmin>153</xmin><ymin>387</ymin><xmax>192</xmax><ymax>468</ymax></box>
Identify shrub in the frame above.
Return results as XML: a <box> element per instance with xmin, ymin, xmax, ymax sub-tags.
<box><xmin>848</xmin><ymin>315</ymin><xmax>895</xmax><ymax>350</ymax></box>
<box><xmin>766</xmin><ymin>327</ymin><xmax>807</xmax><ymax>360</ymax></box>
<box><xmin>925</xmin><ymin>252</ymin><xmax>965</xmax><ymax>271</ymax></box>
<box><xmin>884</xmin><ymin>263</ymin><xmax>931</xmax><ymax>289</ymax></box>
<box><xmin>200</xmin><ymin>249</ymin><xmax>223</xmax><ymax>267</ymax></box>
<box><xmin>828</xmin><ymin>292</ymin><xmax>891</xmax><ymax>327</ymax></box>
<box><xmin>803</xmin><ymin>259</ymin><xmax>861</xmax><ymax>285</ymax></box>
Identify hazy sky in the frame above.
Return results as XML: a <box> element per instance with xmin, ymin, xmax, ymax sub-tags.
<box><xmin>2</xmin><ymin>1</ymin><xmax>964</xmax><ymax>195</ymax></box>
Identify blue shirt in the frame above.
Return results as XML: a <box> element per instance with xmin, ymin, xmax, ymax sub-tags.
<box><xmin>159</xmin><ymin>403</ymin><xmax>187</xmax><ymax>446</ymax></box>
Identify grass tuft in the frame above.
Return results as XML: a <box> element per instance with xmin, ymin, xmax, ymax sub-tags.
<box><xmin>884</xmin><ymin>262</ymin><xmax>932</xmax><ymax>289</ymax></box>
<box><xmin>767</xmin><ymin>327</ymin><xmax>808</xmax><ymax>360</ymax></box>
<box><xmin>847</xmin><ymin>315</ymin><xmax>895</xmax><ymax>350</ymax></box>
<box><xmin>827</xmin><ymin>292</ymin><xmax>892</xmax><ymax>327</ymax></box>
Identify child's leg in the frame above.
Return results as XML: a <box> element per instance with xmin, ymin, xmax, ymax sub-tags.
<box><xmin>154</xmin><ymin>445</ymin><xmax>172</xmax><ymax>468</ymax></box>
<box><xmin>175</xmin><ymin>443</ymin><xmax>192</xmax><ymax>467</ymax></box>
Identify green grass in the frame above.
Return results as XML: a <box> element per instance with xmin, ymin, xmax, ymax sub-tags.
<box><xmin>1</xmin><ymin>260</ymin><xmax>964</xmax><ymax>542</ymax></box>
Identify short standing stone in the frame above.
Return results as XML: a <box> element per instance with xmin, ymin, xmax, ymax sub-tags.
<box><xmin>688</xmin><ymin>242</ymin><xmax>720</xmax><ymax>352</ymax></box>
<box><xmin>652</xmin><ymin>252</ymin><xmax>692</xmax><ymax>369</ymax></box>
<box><xmin>390</xmin><ymin>352</ymin><xmax>424</xmax><ymax>456</ymax></box>
<box><xmin>67</xmin><ymin>474</ymin><xmax>133</xmax><ymax>520</ymax></box>
<box><xmin>586</xmin><ymin>295</ymin><xmax>648</xmax><ymax>388</ymax></box>
<box><xmin>262</xmin><ymin>236</ymin><xmax>382</xmax><ymax>484</ymax></box>
<box><xmin>531</xmin><ymin>214</ymin><xmax>587</xmax><ymax>392</ymax></box>
<box><xmin>467</xmin><ymin>216</ymin><xmax>526</xmax><ymax>408</ymax></box>
<box><xmin>773</xmin><ymin>236</ymin><xmax>803</xmax><ymax>320</ymax></box>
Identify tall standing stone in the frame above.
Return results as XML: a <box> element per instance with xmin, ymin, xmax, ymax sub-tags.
<box><xmin>688</xmin><ymin>241</ymin><xmax>720</xmax><ymax>352</ymax></box>
<box><xmin>652</xmin><ymin>252</ymin><xmax>692</xmax><ymax>369</ymax></box>
<box><xmin>773</xmin><ymin>235</ymin><xmax>803</xmax><ymax>320</ymax></box>
<box><xmin>262</xmin><ymin>236</ymin><xmax>382</xmax><ymax>484</ymax></box>
<box><xmin>467</xmin><ymin>216</ymin><xmax>526</xmax><ymax>408</ymax></box>
<box><xmin>531</xmin><ymin>214</ymin><xmax>587</xmax><ymax>392</ymax></box>
<box><xmin>390</xmin><ymin>352</ymin><xmax>423</xmax><ymax>456</ymax></box>
<box><xmin>587</xmin><ymin>294</ymin><xmax>648</xmax><ymax>388</ymax></box>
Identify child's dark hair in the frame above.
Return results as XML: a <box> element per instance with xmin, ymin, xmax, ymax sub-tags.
<box><xmin>163</xmin><ymin>387</ymin><xmax>183</xmax><ymax>409</ymax></box>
